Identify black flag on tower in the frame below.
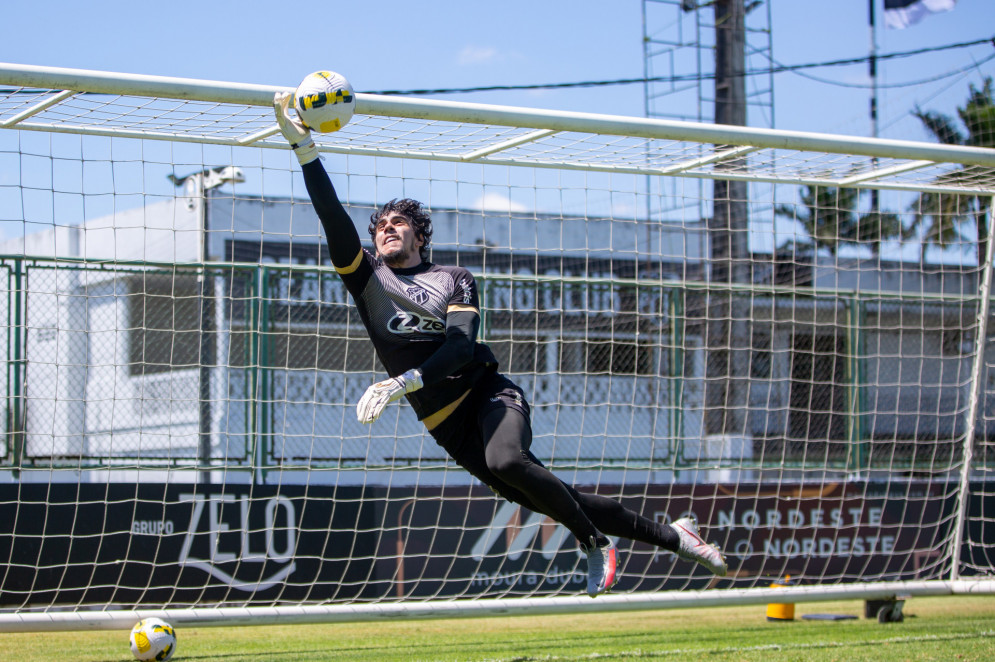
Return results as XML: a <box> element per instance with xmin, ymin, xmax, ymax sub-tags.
<box><xmin>883</xmin><ymin>0</ymin><xmax>956</xmax><ymax>29</ymax></box>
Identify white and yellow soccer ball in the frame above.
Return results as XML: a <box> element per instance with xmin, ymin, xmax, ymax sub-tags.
<box><xmin>129</xmin><ymin>617</ymin><xmax>177</xmax><ymax>661</ymax></box>
<box><xmin>294</xmin><ymin>70</ymin><xmax>356</xmax><ymax>133</ymax></box>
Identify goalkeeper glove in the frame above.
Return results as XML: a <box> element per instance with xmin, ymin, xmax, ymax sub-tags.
<box><xmin>273</xmin><ymin>92</ymin><xmax>319</xmax><ymax>165</ymax></box>
<box><xmin>356</xmin><ymin>369</ymin><xmax>424</xmax><ymax>424</ymax></box>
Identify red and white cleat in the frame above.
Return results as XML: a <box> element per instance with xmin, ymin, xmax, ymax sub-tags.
<box><xmin>582</xmin><ymin>536</ymin><xmax>620</xmax><ymax>597</ymax></box>
<box><xmin>671</xmin><ymin>517</ymin><xmax>728</xmax><ymax>577</ymax></box>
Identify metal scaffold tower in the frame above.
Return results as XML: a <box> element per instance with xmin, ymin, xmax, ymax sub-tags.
<box><xmin>640</xmin><ymin>0</ymin><xmax>775</xmax><ymax>222</ymax></box>
<box><xmin>641</xmin><ymin>0</ymin><xmax>775</xmax><ymax>127</ymax></box>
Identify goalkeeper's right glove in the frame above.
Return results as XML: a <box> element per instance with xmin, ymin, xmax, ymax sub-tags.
<box><xmin>273</xmin><ymin>92</ymin><xmax>319</xmax><ymax>165</ymax></box>
<box><xmin>356</xmin><ymin>369</ymin><xmax>424</xmax><ymax>424</ymax></box>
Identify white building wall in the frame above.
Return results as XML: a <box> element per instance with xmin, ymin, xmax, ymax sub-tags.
<box><xmin>23</xmin><ymin>261</ymin><xmax>87</xmax><ymax>456</ymax></box>
<box><xmin>81</xmin><ymin>276</ymin><xmax>201</xmax><ymax>459</ymax></box>
<box><xmin>7</xmin><ymin>189</ymin><xmax>989</xmax><ymax>473</ymax></box>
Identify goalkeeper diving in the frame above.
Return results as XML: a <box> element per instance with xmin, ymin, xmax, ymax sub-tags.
<box><xmin>273</xmin><ymin>92</ymin><xmax>728</xmax><ymax>597</ymax></box>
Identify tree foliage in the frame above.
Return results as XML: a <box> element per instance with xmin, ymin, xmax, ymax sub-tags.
<box><xmin>910</xmin><ymin>77</ymin><xmax>995</xmax><ymax>265</ymax></box>
<box><xmin>774</xmin><ymin>186</ymin><xmax>902</xmax><ymax>256</ymax></box>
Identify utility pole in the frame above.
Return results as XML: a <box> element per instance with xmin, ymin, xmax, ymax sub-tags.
<box><xmin>869</xmin><ymin>0</ymin><xmax>881</xmax><ymax>214</ymax></box>
<box><xmin>704</xmin><ymin>0</ymin><xmax>751</xmax><ymax>437</ymax></box>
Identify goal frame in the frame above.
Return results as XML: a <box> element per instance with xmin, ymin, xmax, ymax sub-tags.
<box><xmin>1</xmin><ymin>579</ymin><xmax>992</xmax><ymax>632</ymax></box>
<box><xmin>1</xmin><ymin>62</ymin><xmax>993</xmax><ymax>193</ymax></box>
<box><xmin>0</xmin><ymin>62</ymin><xmax>994</xmax><ymax>631</ymax></box>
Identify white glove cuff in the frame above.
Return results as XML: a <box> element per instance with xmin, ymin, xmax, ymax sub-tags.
<box><xmin>401</xmin><ymin>368</ymin><xmax>424</xmax><ymax>393</ymax></box>
<box><xmin>293</xmin><ymin>137</ymin><xmax>319</xmax><ymax>165</ymax></box>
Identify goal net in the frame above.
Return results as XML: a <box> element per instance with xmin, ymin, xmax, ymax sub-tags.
<box><xmin>0</xmin><ymin>63</ymin><xmax>993</xmax><ymax>630</ymax></box>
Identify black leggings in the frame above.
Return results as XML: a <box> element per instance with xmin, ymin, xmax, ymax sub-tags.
<box><xmin>431</xmin><ymin>374</ymin><xmax>678</xmax><ymax>551</ymax></box>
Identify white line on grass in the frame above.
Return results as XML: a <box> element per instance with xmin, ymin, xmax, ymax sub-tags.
<box><xmin>485</xmin><ymin>629</ymin><xmax>995</xmax><ymax>661</ymax></box>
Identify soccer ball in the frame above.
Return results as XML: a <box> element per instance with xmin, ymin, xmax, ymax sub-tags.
<box><xmin>129</xmin><ymin>618</ymin><xmax>177</xmax><ymax>661</ymax></box>
<box><xmin>294</xmin><ymin>70</ymin><xmax>356</xmax><ymax>133</ymax></box>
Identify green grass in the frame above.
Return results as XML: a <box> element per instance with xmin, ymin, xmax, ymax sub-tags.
<box><xmin>3</xmin><ymin>596</ymin><xmax>994</xmax><ymax>661</ymax></box>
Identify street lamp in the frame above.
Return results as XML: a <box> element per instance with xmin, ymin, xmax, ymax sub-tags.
<box><xmin>170</xmin><ymin>166</ymin><xmax>245</xmax><ymax>483</ymax></box>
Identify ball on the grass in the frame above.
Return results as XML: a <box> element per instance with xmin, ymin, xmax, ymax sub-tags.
<box><xmin>295</xmin><ymin>70</ymin><xmax>356</xmax><ymax>133</ymax></box>
<box><xmin>129</xmin><ymin>617</ymin><xmax>176</xmax><ymax>661</ymax></box>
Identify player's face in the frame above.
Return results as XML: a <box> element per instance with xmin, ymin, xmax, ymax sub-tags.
<box><xmin>375</xmin><ymin>212</ymin><xmax>424</xmax><ymax>268</ymax></box>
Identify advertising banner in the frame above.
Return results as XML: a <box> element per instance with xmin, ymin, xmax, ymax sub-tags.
<box><xmin>0</xmin><ymin>483</ymin><xmax>375</xmax><ymax>606</ymax></box>
<box><xmin>0</xmin><ymin>480</ymin><xmax>985</xmax><ymax>607</ymax></box>
<box><xmin>375</xmin><ymin>481</ymin><xmax>960</xmax><ymax>599</ymax></box>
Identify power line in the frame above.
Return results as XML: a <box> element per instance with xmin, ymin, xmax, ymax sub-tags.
<box><xmin>369</xmin><ymin>36</ymin><xmax>994</xmax><ymax>96</ymax></box>
<box><xmin>1</xmin><ymin>38</ymin><xmax>990</xmax><ymax>100</ymax></box>
<box><xmin>776</xmin><ymin>51</ymin><xmax>995</xmax><ymax>90</ymax></box>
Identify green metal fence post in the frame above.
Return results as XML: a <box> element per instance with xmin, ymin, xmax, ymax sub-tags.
<box><xmin>246</xmin><ymin>267</ymin><xmax>260</xmax><ymax>485</ymax></box>
<box><xmin>258</xmin><ymin>266</ymin><xmax>271</xmax><ymax>483</ymax></box>
<box><xmin>670</xmin><ymin>288</ymin><xmax>684</xmax><ymax>461</ymax></box>
<box><xmin>9</xmin><ymin>259</ymin><xmax>24</xmax><ymax>473</ymax></box>
<box><xmin>846</xmin><ymin>295</ymin><xmax>868</xmax><ymax>474</ymax></box>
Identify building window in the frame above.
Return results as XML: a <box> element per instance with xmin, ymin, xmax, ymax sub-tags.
<box><xmin>559</xmin><ymin>338</ymin><xmax>654</xmax><ymax>375</ymax></box>
<box><xmin>488</xmin><ymin>337</ymin><xmax>544</xmax><ymax>373</ymax></box>
<box><xmin>259</xmin><ymin>330</ymin><xmax>380</xmax><ymax>372</ymax></box>
<box><xmin>128</xmin><ymin>273</ymin><xmax>202</xmax><ymax>376</ymax></box>
<box><xmin>941</xmin><ymin>328</ymin><xmax>969</xmax><ymax>356</ymax></box>
<box><xmin>751</xmin><ymin>330</ymin><xmax>772</xmax><ymax>379</ymax></box>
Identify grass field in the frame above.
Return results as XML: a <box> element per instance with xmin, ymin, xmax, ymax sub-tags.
<box><xmin>2</xmin><ymin>595</ymin><xmax>993</xmax><ymax>661</ymax></box>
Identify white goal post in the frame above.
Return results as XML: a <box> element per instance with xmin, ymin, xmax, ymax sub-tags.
<box><xmin>0</xmin><ymin>63</ymin><xmax>993</xmax><ymax>631</ymax></box>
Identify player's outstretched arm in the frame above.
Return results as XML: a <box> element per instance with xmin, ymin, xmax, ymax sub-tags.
<box><xmin>273</xmin><ymin>92</ymin><xmax>318</xmax><ymax>165</ymax></box>
<box><xmin>356</xmin><ymin>309</ymin><xmax>478</xmax><ymax>424</ymax></box>
<box><xmin>357</xmin><ymin>369</ymin><xmax>424</xmax><ymax>424</ymax></box>
<box><xmin>418</xmin><ymin>309</ymin><xmax>478</xmax><ymax>384</ymax></box>
<box><xmin>356</xmin><ymin>270</ymin><xmax>484</xmax><ymax>424</ymax></box>
<box><xmin>273</xmin><ymin>92</ymin><xmax>362</xmax><ymax>271</ymax></box>
<box><xmin>355</xmin><ymin>311</ymin><xmax>478</xmax><ymax>424</ymax></box>
<box><xmin>415</xmin><ymin>270</ymin><xmax>485</xmax><ymax>385</ymax></box>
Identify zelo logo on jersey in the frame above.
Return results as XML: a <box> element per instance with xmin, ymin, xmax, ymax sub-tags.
<box><xmin>388</xmin><ymin>310</ymin><xmax>445</xmax><ymax>335</ymax></box>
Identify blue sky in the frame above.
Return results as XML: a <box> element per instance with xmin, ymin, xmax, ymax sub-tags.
<box><xmin>2</xmin><ymin>0</ymin><xmax>991</xmax><ymax>140</ymax></box>
<box><xmin>1</xmin><ymin>1</ymin><xmax>993</xmax><ymax>259</ymax></box>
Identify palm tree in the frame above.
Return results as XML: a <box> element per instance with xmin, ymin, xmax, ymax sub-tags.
<box><xmin>774</xmin><ymin>185</ymin><xmax>902</xmax><ymax>257</ymax></box>
<box><xmin>910</xmin><ymin>77</ymin><xmax>995</xmax><ymax>266</ymax></box>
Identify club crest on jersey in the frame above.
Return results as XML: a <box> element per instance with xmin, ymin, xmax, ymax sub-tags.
<box><xmin>406</xmin><ymin>286</ymin><xmax>430</xmax><ymax>305</ymax></box>
<box><xmin>388</xmin><ymin>310</ymin><xmax>445</xmax><ymax>335</ymax></box>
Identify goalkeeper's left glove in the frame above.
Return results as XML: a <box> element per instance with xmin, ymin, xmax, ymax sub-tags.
<box><xmin>273</xmin><ymin>91</ymin><xmax>319</xmax><ymax>165</ymax></box>
<box><xmin>356</xmin><ymin>368</ymin><xmax>424</xmax><ymax>424</ymax></box>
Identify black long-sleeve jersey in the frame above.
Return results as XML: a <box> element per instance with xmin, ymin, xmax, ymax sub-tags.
<box><xmin>301</xmin><ymin>160</ymin><xmax>498</xmax><ymax>421</ymax></box>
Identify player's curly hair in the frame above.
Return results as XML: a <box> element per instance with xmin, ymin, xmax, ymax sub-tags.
<box><xmin>368</xmin><ymin>198</ymin><xmax>433</xmax><ymax>262</ymax></box>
